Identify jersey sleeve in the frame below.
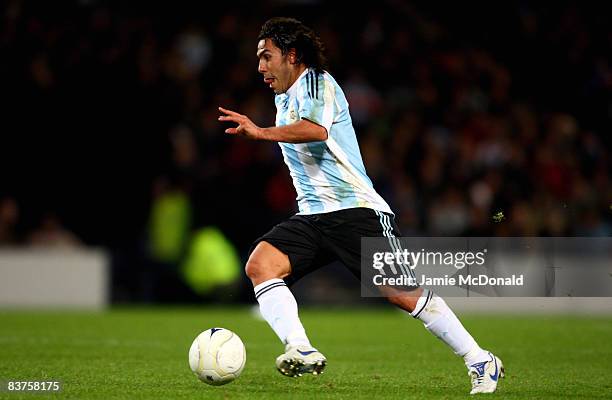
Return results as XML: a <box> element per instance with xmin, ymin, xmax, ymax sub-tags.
<box><xmin>296</xmin><ymin>71</ymin><xmax>335</xmax><ymax>135</ymax></box>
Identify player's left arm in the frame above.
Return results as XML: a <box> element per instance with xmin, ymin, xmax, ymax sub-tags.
<box><xmin>218</xmin><ymin>107</ymin><xmax>327</xmax><ymax>143</ymax></box>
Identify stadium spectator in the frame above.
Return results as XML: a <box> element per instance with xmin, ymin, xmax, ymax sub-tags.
<box><xmin>28</xmin><ymin>213</ymin><xmax>82</xmax><ymax>247</ymax></box>
<box><xmin>0</xmin><ymin>197</ymin><xmax>20</xmax><ymax>245</ymax></box>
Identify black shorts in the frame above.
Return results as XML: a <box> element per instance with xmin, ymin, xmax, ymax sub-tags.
<box><xmin>249</xmin><ymin>207</ymin><xmax>403</xmax><ymax>286</ymax></box>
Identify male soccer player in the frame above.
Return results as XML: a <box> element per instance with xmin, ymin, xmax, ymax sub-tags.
<box><xmin>219</xmin><ymin>17</ymin><xmax>504</xmax><ymax>394</ymax></box>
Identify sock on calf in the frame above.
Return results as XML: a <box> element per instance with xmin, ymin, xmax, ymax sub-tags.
<box><xmin>411</xmin><ymin>289</ymin><xmax>489</xmax><ymax>366</ymax></box>
<box><xmin>254</xmin><ymin>278</ymin><xmax>312</xmax><ymax>348</ymax></box>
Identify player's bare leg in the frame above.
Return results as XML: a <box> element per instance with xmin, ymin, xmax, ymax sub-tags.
<box><xmin>246</xmin><ymin>242</ymin><xmax>326</xmax><ymax>377</ymax></box>
<box><xmin>246</xmin><ymin>241</ymin><xmax>292</xmax><ymax>286</ymax></box>
<box><xmin>386</xmin><ymin>287</ymin><xmax>504</xmax><ymax>394</ymax></box>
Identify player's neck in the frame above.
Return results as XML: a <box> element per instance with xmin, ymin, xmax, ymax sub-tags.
<box><xmin>288</xmin><ymin>65</ymin><xmax>307</xmax><ymax>89</ymax></box>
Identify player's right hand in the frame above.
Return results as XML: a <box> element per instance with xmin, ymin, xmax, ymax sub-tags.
<box><xmin>218</xmin><ymin>107</ymin><xmax>262</xmax><ymax>139</ymax></box>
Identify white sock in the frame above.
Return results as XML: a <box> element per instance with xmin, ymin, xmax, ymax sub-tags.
<box><xmin>411</xmin><ymin>289</ymin><xmax>489</xmax><ymax>366</ymax></box>
<box><xmin>254</xmin><ymin>278</ymin><xmax>311</xmax><ymax>347</ymax></box>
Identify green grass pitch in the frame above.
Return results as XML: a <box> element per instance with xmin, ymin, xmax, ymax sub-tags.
<box><xmin>1</xmin><ymin>307</ymin><xmax>611</xmax><ymax>399</ymax></box>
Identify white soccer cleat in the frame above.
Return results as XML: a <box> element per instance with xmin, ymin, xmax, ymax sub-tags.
<box><xmin>275</xmin><ymin>345</ymin><xmax>327</xmax><ymax>377</ymax></box>
<box><xmin>468</xmin><ymin>352</ymin><xmax>505</xmax><ymax>394</ymax></box>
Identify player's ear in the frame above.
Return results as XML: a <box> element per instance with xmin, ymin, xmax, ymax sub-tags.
<box><xmin>288</xmin><ymin>48</ymin><xmax>297</xmax><ymax>64</ymax></box>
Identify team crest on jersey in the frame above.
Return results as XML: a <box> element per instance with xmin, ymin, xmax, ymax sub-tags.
<box><xmin>289</xmin><ymin>109</ymin><xmax>297</xmax><ymax>121</ymax></box>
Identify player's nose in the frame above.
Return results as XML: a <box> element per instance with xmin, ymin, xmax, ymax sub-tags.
<box><xmin>258</xmin><ymin>60</ymin><xmax>266</xmax><ymax>73</ymax></box>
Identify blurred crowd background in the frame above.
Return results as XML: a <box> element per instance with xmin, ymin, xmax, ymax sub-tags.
<box><xmin>1</xmin><ymin>1</ymin><xmax>610</xmax><ymax>303</ymax></box>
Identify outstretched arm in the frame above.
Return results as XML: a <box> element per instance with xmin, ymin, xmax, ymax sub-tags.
<box><xmin>218</xmin><ymin>107</ymin><xmax>328</xmax><ymax>143</ymax></box>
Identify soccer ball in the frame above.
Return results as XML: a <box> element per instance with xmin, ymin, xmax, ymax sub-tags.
<box><xmin>188</xmin><ymin>328</ymin><xmax>246</xmax><ymax>386</ymax></box>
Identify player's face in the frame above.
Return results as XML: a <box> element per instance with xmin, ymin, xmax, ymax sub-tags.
<box><xmin>257</xmin><ymin>39</ymin><xmax>294</xmax><ymax>94</ymax></box>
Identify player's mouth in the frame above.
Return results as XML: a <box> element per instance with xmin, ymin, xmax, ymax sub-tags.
<box><xmin>263</xmin><ymin>77</ymin><xmax>275</xmax><ymax>87</ymax></box>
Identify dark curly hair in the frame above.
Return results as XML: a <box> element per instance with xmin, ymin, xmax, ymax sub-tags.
<box><xmin>258</xmin><ymin>17</ymin><xmax>327</xmax><ymax>73</ymax></box>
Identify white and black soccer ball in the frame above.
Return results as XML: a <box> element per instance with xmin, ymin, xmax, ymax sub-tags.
<box><xmin>188</xmin><ymin>328</ymin><xmax>246</xmax><ymax>385</ymax></box>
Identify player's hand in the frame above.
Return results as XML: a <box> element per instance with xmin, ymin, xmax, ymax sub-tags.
<box><xmin>218</xmin><ymin>107</ymin><xmax>262</xmax><ymax>139</ymax></box>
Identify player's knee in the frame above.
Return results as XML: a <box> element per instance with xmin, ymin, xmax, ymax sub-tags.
<box><xmin>245</xmin><ymin>242</ymin><xmax>291</xmax><ymax>285</ymax></box>
<box><xmin>244</xmin><ymin>258</ymin><xmax>263</xmax><ymax>281</ymax></box>
<box><xmin>244</xmin><ymin>256</ymin><xmax>287</xmax><ymax>285</ymax></box>
<box><xmin>386</xmin><ymin>287</ymin><xmax>423</xmax><ymax>313</ymax></box>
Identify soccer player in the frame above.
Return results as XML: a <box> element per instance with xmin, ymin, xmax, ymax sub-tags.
<box><xmin>218</xmin><ymin>17</ymin><xmax>504</xmax><ymax>394</ymax></box>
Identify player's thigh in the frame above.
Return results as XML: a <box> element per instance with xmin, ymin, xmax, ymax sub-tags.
<box><xmin>247</xmin><ymin>216</ymin><xmax>326</xmax><ymax>286</ymax></box>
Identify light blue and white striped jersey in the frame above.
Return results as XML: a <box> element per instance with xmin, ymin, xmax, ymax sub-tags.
<box><xmin>274</xmin><ymin>68</ymin><xmax>392</xmax><ymax>215</ymax></box>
